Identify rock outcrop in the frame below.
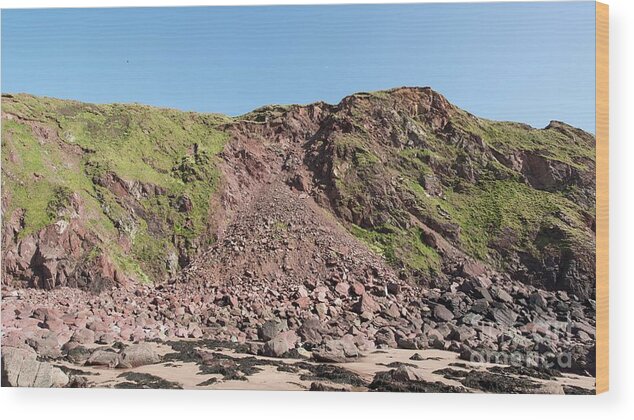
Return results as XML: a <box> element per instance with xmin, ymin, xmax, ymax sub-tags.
<box><xmin>1</xmin><ymin>88</ymin><xmax>597</xmax><ymax>387</ymax></box>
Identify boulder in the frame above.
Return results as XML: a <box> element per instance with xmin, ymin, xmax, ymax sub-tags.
<box><xmin>25</xmin><ymin>331</ymin><xmax>63</xmax><ymax>358</ymax></box>
<box><xmin>491</xmin><ymin>306</ymin><xmax>519</xmax><ymax>327</ymax></box>
<box><xmin>85</xmin><ymin>349</ymin><xmax>120</xmax><ymax>368</ymax></box>
<box><xmin>313</xmin><ymin>337</ymin><xmax>359</xmax><ymax>363</ymax></box>
<box><xmin>262</xmin><ymin>330</ymin><xmax>299</xmax><ymax>358</ymax></box>
<box><xmin>297</xmin><ymin>317</ymin><xmax>324</xmax><ymax>346</ymax></box>
<box><xmin>118</xmin><ymin>343</ymin><xmax>161</xmax><ymax>368</ymax></box>
<box><xmin>391</xmin><ymin>365</ymin><xmax>428</xmax><ymax>382</ymax></box>
<box><xmin>258</xmin><ymin>319</ymin><xmax>288</xmax><ymax>342</ymax></box>
<box><xmin>352</xmin><ymin>293</ymin><xmax>381</xmax><ymax>314</ymax></box>
<box><xmin>529</xmin><ymin>292</ymin><xmax>548</xmax><ymax>310</ymax></box>
<box><xmin>71</xmin><ymin>328</ymin><xmax>95</xmax><ymax>345</ymax></box>
<box><xmin>374</xmin><ymin>327</ymin><xmax>398</xmax><ymax>348</ymax></box>
<box><xmin>433</xmin><ymin>304</ymin><xmax>454</xmax><ymax>322</ymax></box>
<box><xmin>1</xmin><ymin>346</ymin><xmax>69</xmax><ymax>388</ymax></box>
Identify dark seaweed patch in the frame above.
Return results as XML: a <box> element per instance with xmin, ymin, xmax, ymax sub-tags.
<box><xmin>115</xmin><ymin>372</ymin><xmax>182</xmax><ymax>389</ymax></box>
<box><xmin>461</xmin><ymin>371</ymin><xmax>540</xmax><ymax>394</ymax></box>
<box><xmin>369</xmin><ymin>370</ymin><xmax>469</xmax><ymax>393</ymax></box>
<box><xmin>296</xmin><ymin>362</ymin><xmax>367</xmax><ymax>387</ymax></box>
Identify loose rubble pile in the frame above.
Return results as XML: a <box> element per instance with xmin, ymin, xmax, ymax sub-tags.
<box><xmin>2</xmin><ymin>181</ymin><xmax>596</xmax><ymax>389</ymax></box>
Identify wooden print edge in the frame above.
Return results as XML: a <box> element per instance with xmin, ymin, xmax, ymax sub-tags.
<box><xmin>595</xmin><ymin>0</ymin><xmax>609</xmax><ymax>395</ymax></box>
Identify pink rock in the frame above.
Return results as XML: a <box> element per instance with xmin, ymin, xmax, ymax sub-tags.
<box><xmin>119</xmin><ymin>328</ymin><xmax>133</xmax><ymax>341</ymax></box>
<box><xmin>334</xmin><ymin>282</ymin><xmax>350</xmax><ymax>296</ymax></box>
<box><xmin>351</xmin><ymin>282</ymin><xmax>366</xmax><ymax>296</ymax></box>
<box><xmin>71</xmin><ymin>328</ymin><xmax>96</xmax><ymax>345</ymax></box>
<box><xmin>352</xmin><ymin>293</ymin><xmax>381</xmax><ymax>314</ymax></box>
<box><xmin>43</xmin><ymin>317</ymin><xmax>64</xmax><ymax>333</ymax></box>
<box><xmin>294</xmin><ymin>296</ymin><xmax>311</xmax><ymax>309</ymax></box>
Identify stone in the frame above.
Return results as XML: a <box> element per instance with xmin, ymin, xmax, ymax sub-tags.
<box><xmin>313</xmin><ymin>337</ymin><xmax>360</xmax><ymax>363</ymax></box>
<box><xmin>433</xmin><ymin>304</ymin><xmax>454</xmax><ymax>322</ymax></box>
<box><xmin>491</xmin><ymin>306</ymin><xmax>519</xmax><ymax>327</ymax></box>
<box><xmin>43</xmin><ymin>316</ymin><xmax>65</xmax><ymax>333</ymax></box>
<box><xmin>473</xmin><ymin>287</ymin><xmax>493</xmax><ymax>302</ymax></box>
<box><xmin>262</xmin><ymin>330</ymin><xmax>299</xmax><ymax>357</ymax></box>
<box><xmin>294</xmin><ymin>296</ymin><xmax>311</xmax><ymax>309</ymax></box>
<box><xmin>392</xmin><ymin>366</ymin><xmax>427</xmax><ymax>382</ymax></box>
<box><xmin>449</xmin><ymin>325</ymin><xmax>477</xmax><ymax>342</ymax></box>
<box><xmin>397</xmin><ymin>337</ymin><xmax>420</xmax><ymax>350</ymax></box>
<box><xmin>383</xmin><ymin>303</ymin><xmax>401</xmax><ymax>319</ymax></box>
<box><xmin>287</xmin><ymin>347</ymin><xmax>312</xmax><ymax>359</ymax></box>
<box><xmin>1</xmin><ymin>346</ymin><xmax>69</xmax><ymax>388</ymax></box>
<box><xmin>189</xmin><ymin>325</ymin><xmax>204</xmax><ymax>339</ymax></box>
<box><xmin>351</xmin><ymin>282</ymin><xmax>365</xmax><ymax>296</ymax></box>
<box><xmin>387</xmin><ymin>282</ymin><xmax>401</xmax><ymax>295</ymax></box>
<box><xmin>493</xmin><ymin>287</ymin><xmax>513</xmax><ymax>304</ymax></box>
<box><xmin>118</xmin><ymin>343</ymin><xmax>161</xmax><ymax>368</ymax></box>
<box><xmin>461</xmin><ymin>312</ymin><xmax>483</xmax><ymax>326</ymax></box>
<box><xmin>459</xmin><ymin>260</ymin><xmax>487</xmax><ymax>280</ymax></box>
<box><xmin>471</xmin><ymin>299</ymin><xmax>490</xmax><ymax>314</ymax></box>
<box><xmin>375</xmin><ymin>327</ymin><xmax>398</xmax><ymax>348</ymax></box>
<box><xmin>1</xmin><ymin>346</ymin><xmax>37</xmax><ymax>386</ymax></box>
<box><xmin>26</xmin><ymin>332</ymin><xmax>62</xmax><ymax>358</ymax></box>
<box><xmin>409</xmin><ymin>353</ymin><xmax>424</xmax><ymax>361</ymax></box>
<box><xmin>571</xmin><ymin>322</ymin><xmax>596</xmax><ymax>339</ymax></box>
<box><xmin>71</xmin><ymin>328</ymin><xmax>95</xmax><ymax>345</ymax></box>
<box><xmin>334</xmin><ymin>282</ymin><xmax>350</xmax><ymax>296</ymax></box>
<box><xmin>315</xmin><ymin>302</ymin><xmax>327</xmax><ymax>319</ymax></box>
<box><xmin>352</xmin><ymin>293</ymin><xmax>381</xmax><ymax>314</ymax></box>
<box><xmin>258</xmin><ymin>319</ymin><xmax>288</xmax><ymax>342</ymax></box>
<box><xmin>97</xmin><ymin>332</ymin><xmax>116</xmax><ymax>345</ymax></box>
<box><xmin>86</xmin><ymin>349</ymin><xmax>120</xmax><ymax>368</ymax></box>
<box><xmin>529</xmin><ymin>292</ymin><xmax>548</xmax><ymax>310</ymax></box>
<box><xmin>297</xmin><ymin>318</ymin><xmax>324</xmax><ymax>346</ymax></box>
<box><xmin>66</xmin><ymin>345</ymin><xmax>92</xmax><ymax>365</ymax></box>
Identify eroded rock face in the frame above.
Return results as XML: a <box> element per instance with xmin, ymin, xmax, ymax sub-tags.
<box><xmin>2</xmin><ymin>87</ymin><xmax>596</xmax><ymax>299</ymax></box>
<box><xmin>2</xmin><ymin>199</ymin><xmax>124</xmax><ymax>293</ymax></box>
<box><xmin>1</xmin><ymin>88</ymin><xmax>597</xmax><ymax>388</ymax></box>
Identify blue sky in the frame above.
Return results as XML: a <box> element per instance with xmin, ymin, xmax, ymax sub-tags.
<box><xmin>1</xmin><ymin>2</ymin><xmax>596</xmax><ymax>132</ymax></box>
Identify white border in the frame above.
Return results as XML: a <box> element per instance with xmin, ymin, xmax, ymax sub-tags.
<box><xmin>1</xmin><ymin>0</ymin><xmax>633</xmax><ymax>419</ymax></box>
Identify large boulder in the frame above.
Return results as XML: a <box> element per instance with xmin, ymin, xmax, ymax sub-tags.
<box><xmin>258</xmin><ymin>319</ymin><xmax>288</xmax><ymax>342</ymax></box>
<box><xmin>433</xmin><ymin>304</ymin><xmax>455</xmax><ymax>322</ymax></box>
<box><xmin>297</xmin><ymin>317</ymin><xmax>324</xmax><ymax>346</ymax></box>
<box><xmin>262</xmin><ymin>331</ymin><xmax>299</xmax><ymax>358</ymax></box>
<box><xmin>118</xmin><ymin>343</ymin><xmax>161</xmax><ymax>368</ymax></box>
<box><xmin>71</xmin><ymin>328</ymin><xmax>96</xmax><ymax>345</ymax></box>
<box><xmin>25</xmin><ymin>331</ymin><xmax>63</xmax><ymax>359</ymax></box>
<box><xmin>313</xmin><ymin>337</ymin><xmax>360</xmax><ymax>363</ymax></box>
<box><xmin>352</xmin><ymin>293</ymin><xmax>381</xmax><ymax>314</ymax></box>
<box><xmin>1</xmin><ymin>346</ymin><xmax>69</xmax><ymax>387</ymax></box>
<box><xmin>85</xmin><ymin>349</ymin><xmax>120</xmax><ymax>368</ymax></box>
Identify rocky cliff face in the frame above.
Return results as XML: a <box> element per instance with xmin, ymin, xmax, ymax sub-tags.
<box><xmin>1</xmin><ymin>88</ymin><xmax>598</xmax><ymax>382</ymax></box>
<box><xmin>1</xmin><ymin>88</ymin><xmax>595</xmax><ymax>300</ymax></box>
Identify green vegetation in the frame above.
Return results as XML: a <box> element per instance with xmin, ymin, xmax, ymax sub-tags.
<box><xmin>351</xmin><ymin>224</ymin><xmax>441</xmax><ymax>275</ymax></box>
<box><xmin>1</xmin><ymin>89</ymin><xmax>596</xmax><ymax>288</ymax></box>
<box><xmin>1</xmin><ymin>94</ymin><xmax>230</xmax><ymax>282</ymax></box>
<box><xmin>328</xmin><ymin>92</ymin><xmax>595</xmax><ymax>281</ymax></box>
<box><xmin>452</xmin><ymin>110</ymin><xmax>594</xmax><ymax>170</ymax></box>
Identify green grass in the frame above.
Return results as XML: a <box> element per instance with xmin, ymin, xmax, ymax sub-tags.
<box><xmin>452</xmin><ymin>110</ymin><xmax>594</xmax><ymax>170</ymax></box>
<box><xmin>351</xmin><ymin>223</ymin><xmax>441</xmax><ymax>276</ymax></box>
<box><xmin>325</xmin><ymin>91</ymin><xmax>595</xmax><ymax>279</ymax></box>
<box><xmin>2</xmin><ymin>94</ymin><xmax>230</xmax><ymax>282</ymax></box>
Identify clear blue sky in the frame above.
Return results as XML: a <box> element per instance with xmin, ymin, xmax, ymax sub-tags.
<box><xmin>2</xmin><ymin>2</ymin><xmax>596</xmax><ymax>132</ymax></box>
